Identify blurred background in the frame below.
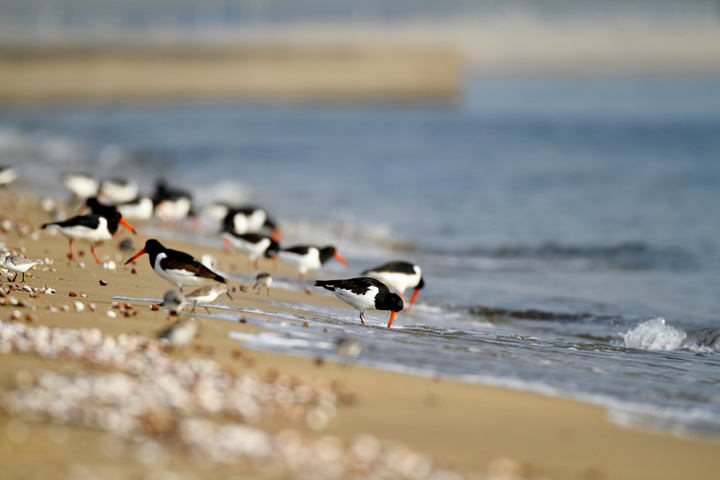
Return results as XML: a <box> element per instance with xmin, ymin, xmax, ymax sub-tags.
<box><xmin>1</xmin><ymin>0</ymin><xmax>720</xmax><ymax>101</ymax></box>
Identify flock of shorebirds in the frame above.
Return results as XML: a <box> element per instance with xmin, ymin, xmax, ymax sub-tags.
<box><xmin>2</xmin><ymin>167</ymin><xmax>425</xmax><ymax>340</ymax></box>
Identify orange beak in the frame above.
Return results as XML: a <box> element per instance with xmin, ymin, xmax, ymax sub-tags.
<box><xmin>408</xmin><ymin>288</ymin><xmax>420</xmax><ymax>312</ymax></box>
<box><xmin>222</xmin><ymin>236</ymin><xmax>234</xmax><ymax>252</ymax></box>
<box><xmin>333</xmin><ymin>251</ymin><xmax>348</xmax><ymax>267</ymax></box>
<box><xmin>387</xmin><ymin>311</ymin><xmax>397</xmax><ymax>328</ymax></box>
<box><xmin>270</xmin><ymin>228</ymin><xmax>281</xmax><ymax>243</ymax></box>
<box><xmin>124</xmin><ymin>248</ymin><xmax>146</xmax><ymax>265</ymax></box>
<box><xmin>119</xmin><ymin>217</ymin><xmax>136</xmax><ymax>234</ymax></box>
<box><xmin>75</xmin><ymin>202</ymin><xmax>90</xmax><ymax>215</ymax></box>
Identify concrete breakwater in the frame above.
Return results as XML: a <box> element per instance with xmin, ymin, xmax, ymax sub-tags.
<box><xmin>0</xmin><ymin>45</ymin><xmax>460</xmax><ymax>103</ymax></box>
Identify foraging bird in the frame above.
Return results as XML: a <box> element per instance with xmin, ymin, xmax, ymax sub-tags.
<box><xmin>185</xmin><ymin>284</ymin><xmax>232</xmax><ymax>313</ymax></box>
<box><xmin>153</xmin><ymin>179</ymin><xmax>194</xmax><ymax>222</ymax></box>
<box><xmin>277</xmin><ymin>245</ymin><xmax>348</xmax><ymax>279</ymax></box>
<box><xmin>314</xmin><ymin>277</ymin><xmax>403</xmax><ymax>327</ymax></box>
<box><xmin>124</xmin><ymin>239</ymin><xmax>226</xmax><ymax>292</ymax></box>
<box><xmin>221</xmin><ymin>206</ymin><xmax>281</xmax><ymax>242</ymax></box>
<box><xmin>157</xmin><ymin>318</ymin><xmax>198</xmax><ymax>347</ymax></box>
<box><xmin>253</xmin><ymin>272</ymin><xmax>272</xmax><ymax>297</ymax></box>
<box><xmin>98</xmin><ymin>178</ymin><xmax>139</xmax><ymax>204</ymax></box>
<box><xmin>221</xmin><ymin>231</ymin><xmax>279</xmax><ymax>270</ymax></box>
<box><xmin>115</xmin><ymin>196</ymin><xmax>154</xmax><ymax>221</ymax></box>
<box><xmin>334</xmin><ymin>336</ymin><xmax>362</xmax><ymax>366</ymax></box>
<box><xmin>157</xmin><ymin>289</ymin><xmax>187</xmax><ymax>316</ymax></box>
<box><xmin>62</xmin><ymin>173</ymin><xmax>98</xmax><ymax>200</ymax></box>
<box><xmin>361</xmin><ymin>261</ymin><xmax>425</xmax><ymax>311</ymax></box>
<box><xmin>2</xmin><ymin>253</ymin><xmax>43</xmax><ymax>282</ymax></box>
<box><xmin>41</xmin><ymin>199</ymin><xmax>136</xmax><ymax>264</ymax></box>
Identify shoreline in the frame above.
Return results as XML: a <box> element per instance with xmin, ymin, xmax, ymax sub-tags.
<box><xmin>0</xmin><ymin>191</ymin><xmax>719</xmax><ymax>479</ymax></box>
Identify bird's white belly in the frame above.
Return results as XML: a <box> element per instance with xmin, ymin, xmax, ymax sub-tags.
<box><xmin>153</xmin><ymin>254</ymin><xmax>205</xmax><ymax>288</ymax></box>
<box><xmin>54</xmin><ymin>219</ymin><xmax>111</xmax><ymax>243</ymax></box>
<box><xmin>335</xmin><ymin>286</ymin><xmax>379</xmax><ymax>312</ymax></box>
<box><xmin>277</xmin><ymin>251</ymin><xmax>320</xmax><ymax>273</ymax></box>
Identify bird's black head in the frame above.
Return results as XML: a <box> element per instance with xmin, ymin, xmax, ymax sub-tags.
<box><xmin>318</xmin><ymin>246</ymin><xmax>337</xmax><ymax>264</ymax></box>
<box><xmin>319</xmin><ymin>245</ymin><xmax>348</xmax><ymax>266</ymax></box>
<box><xmin>417</xmin><ymin>276</ymin><xmax>425</xmax><ymax>290</ymax></box>
<box><xmin>387</xmin><ymin>293</ymin><xmax>404</xmax><ymax>312</ymax></box>
<box><xmin>86</xmin><ymin>197</ymin><xmax>117</xmax><ymax>216</ymax></box>
<box><xmin>144</xmin><ymin>239</ymin><xmax>164</xmax><ymax>256</ymax></box>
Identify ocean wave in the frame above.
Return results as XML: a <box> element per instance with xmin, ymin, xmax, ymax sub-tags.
<box><xmin>426</xmin><ymin>241</ymin><xmax>696</xmax><ymax>271</ymax></box>
<box><xmin>622</xmin><ymin>318</ymin><xmax>720</xmax><ymax>353</ymax></box>
<box><xmin>468</xmin><ymin>305</ymin><xmax>594</xmax><ymax>322</ymax></box>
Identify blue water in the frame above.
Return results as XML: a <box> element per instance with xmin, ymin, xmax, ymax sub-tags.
<box><xmin>2</xmin><ymin>75</ymin><xmax>720</xmax><ymax>438</ymax></box>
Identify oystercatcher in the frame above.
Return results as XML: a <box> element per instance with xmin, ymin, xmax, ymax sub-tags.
<box><xmin>153</xmin><ymin>179</ymin><xmax>194</xmax><ymax>222</ymax></box>
<box><xmin>361</xmin><ymin>261</ymin><xmax>425</xmax><ymax>311</ymax></box>
<box><xmin>185</xmin><ymin>284</ymin><xmax>232</xmax><ymax>313</ymax></box>
<box><xmin>99</xmin><ymin>178</ymin><xmax>139</xmax><ymax>204</ymax></box>
<box><xmin>124</xmin><ymin>239</ymin><xmax>226</xmax><ymax>292</ymax></box>
<box><xmin>221</xmin><ymin>206</ymin><xmax>280</xmax><ymax>242</ymax></box>
<box><xmin>221</xmin><ymin>231</ymin><xmax>279</xmax><ymax>269</ymax></box>
<box><xmin>314</xmin><ymin>277</ymin><xmax>404</xmax><ymax>327</ymax></box>
<box><xmin>276</xmin><ymin>245</ymin><xmax>348</xmax><ymax>279</ymax></box>
<box><xmin>115</xmin><ymin>196</ymin><xmax>154</xmax><ymax>221</ymax></box>
<box><xmin>2</xmin><ymin>253</ymin><xmax>43</xmax><ymax>282</ymax></box>
<box><xmin>41</xmin><ymin>201</ymin><xmax>136</xmax><ymax>264</ymax></box>
<box><xmin>62</xmin><ymin>173</ymin><xmax>98</xmax><ymax>200</ymax></box>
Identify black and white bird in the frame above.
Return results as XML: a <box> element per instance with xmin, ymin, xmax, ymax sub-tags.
<box><xmin>62</xmin><ymin>173</ymin><xmax>98</xmax><ymax>200</ymax></box>
<box><xmin>361</xmin><ymin>261</ymin><xmax>425</xmax><ymax>311</ymax></box>
<box><xmin>253</xmin><ymin>272</ymin><xmax>272</xmax><ymax>297</ymax></box>
<box><xmin>277</xmin><ymin>245</ymin><xmax>348</xmax><ymax>279</ymax></box>
<box><xmin>2</xmin><ymin>253</ymin><xmax>43</xmax><ymax>282</ymax></box>
<box><xmin>124</xmin><ymin>239</ymin><xmax>226</xmax><ymax>292</ymax></box>
<box><xmin>185</xmin><ymin>284</ymin><xmax>232</xmax><ymax>313</ymax></box>
<box><xmin>41</xmin><ymin>198</ymin><xmax>136</xmax><ymax>263</ymax></box>
<box><xmin>98</xmin><ymin>178</ymin><xmax>139</xmax><ymax>204</ymax></box>
<box><xmin>221</xmin><ymin>206</ymin><xmax>280</xmax><ymax>242</ymax></box>
<box><xmin>314</xmin><ymin>277</ymin><xmax>404</xmax><ymax>327</ymax></box>
<box><xmin>115</xmin><ymin>196</ymin><xmax>154</xmax><ymax>221</ymax></box>
<box><xmin>221</xmin><ymin>231</ymin><xmax>279</xmax><ymax>269</ymax></box>
<box><xmin>153</xmin><ymin>179</ymin><xmax>194</xmax><ymax>222</ymax></box>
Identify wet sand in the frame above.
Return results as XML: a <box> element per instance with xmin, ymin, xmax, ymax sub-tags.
<box><xmin>0</xmin><ymin>192</ymin><xmax>719</xmax><ymax>479</ymax></box>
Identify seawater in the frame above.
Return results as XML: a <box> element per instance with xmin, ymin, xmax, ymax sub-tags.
<box><xmin>2</xmin><ymin>75</ymin><xmax>720</xmax><ymax>438</ymax></box>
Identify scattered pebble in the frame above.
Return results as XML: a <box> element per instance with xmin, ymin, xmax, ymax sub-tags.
<box><xmin>69</xmin><ymin>291</ymin><xmax>77</xmax><ymax>297</ymax></box>
<box><xmin>73</xmin><ymin>301</ymin><xmax>85</xmax><ymax>313</ymax></box>
<box><xmin>99</xmin><ymin>280</ymin><xmax>108</xmax><ymax>286</ymax></box>
<box><xmin>106</xmin><ymin>310</ymin><xmax>117</xmax><ymax>318</ymax></box>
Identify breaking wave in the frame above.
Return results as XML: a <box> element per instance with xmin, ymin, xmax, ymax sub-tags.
<box><xmin>622</xmin><ymin>318</ymin><xmax>720</xmax><ymax>353</ymax></box>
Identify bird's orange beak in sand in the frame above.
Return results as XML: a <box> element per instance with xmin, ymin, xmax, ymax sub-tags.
<box><xmin>408</xmin><ymin>288</ymin><xmax>420</xmax><ymax>311</ymax></box>
<box><xmin>119</xmin><ymin>217</ymin><xmax>137</xmax><ymax>234</ymax></box>
<box><xmin>334</xmin><ymin>252</ymin><xmax>348</xmax><ymax>266</ymax></box>
<box><xmin>387</xmin><ymin>311</ymin><xmax>397</xmax><ymax>328</ymax></box>
<box><xmin>124</xmin><ymin>248</ymin><xmax>146</xmax><ymax>265</ymax></box>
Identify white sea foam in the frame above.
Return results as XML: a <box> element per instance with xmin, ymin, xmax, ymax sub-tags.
<box><xmin>229</xmin><ymin>331</ymin><xmax>334</xmax><ymax>350</ymax></box>
<box><xmin>622</xmin><ymin>317</ymin><xmax>687</xmax><ymax>351</ymax></box>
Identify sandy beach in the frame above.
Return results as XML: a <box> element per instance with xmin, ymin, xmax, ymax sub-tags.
<box><xmin>0</xmin><ymin>191</ymin><xmax>718</xmax><ymax>480</ymax></box>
